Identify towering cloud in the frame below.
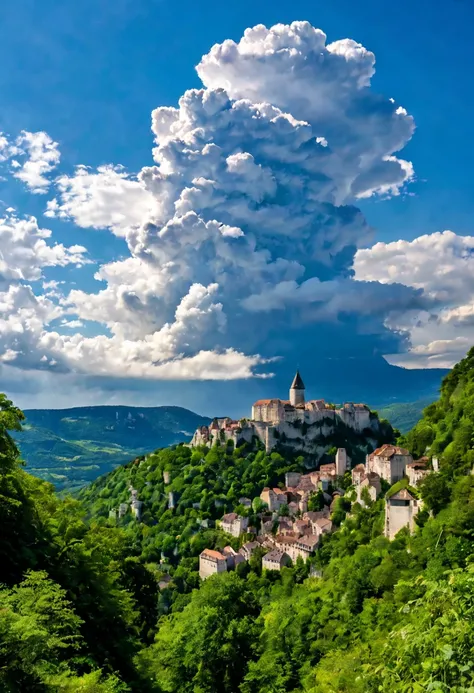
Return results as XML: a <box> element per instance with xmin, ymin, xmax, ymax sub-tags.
<box><xmin>1</xmin><ymin>21</ymin><xmax>455</xmax><ymax>394</ymax></box>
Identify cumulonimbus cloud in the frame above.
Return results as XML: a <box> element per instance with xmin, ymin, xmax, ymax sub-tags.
<box><xmin>0</xmin><ymin>21</ymin><xmax>436</xmax><ymax>381</ymax></box>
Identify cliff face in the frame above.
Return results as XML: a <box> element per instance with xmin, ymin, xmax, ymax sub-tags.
<box><xmin>192</xmin><ymin>410</ymin><xmax>391</xmax><ymax>467</ymax></box>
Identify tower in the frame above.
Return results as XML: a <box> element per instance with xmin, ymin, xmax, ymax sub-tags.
<box><xmin>290</xmin><ymin>370</ymin><xmax>305</xmax><ymax>407</ymax></box>
<box><xmin>336</xmin><ymin>448</ymin><xmax>348</xmax><ymax>477</ymax></box>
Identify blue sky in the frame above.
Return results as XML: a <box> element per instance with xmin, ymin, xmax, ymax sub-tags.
<box><xmin>0</xmin><ymin>0</ymin><xmax>473</xmax><ymax>413</ymax></box>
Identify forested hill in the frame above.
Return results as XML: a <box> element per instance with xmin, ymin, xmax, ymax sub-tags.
<box><xmin>400</xmin><ymin>345</ymin><xmax>474</xmax><ymax>472</ymax></box>
<box><xmin>3</xmin><ymin>349</ymin><xmax>474</xmax><ymax>692</ymax></box>
<box><xmin>13</xmin><ymin>405</ymin><xmax>210</xmax><ymax>492</ymax></box>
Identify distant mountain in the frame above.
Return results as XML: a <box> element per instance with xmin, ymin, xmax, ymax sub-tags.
<box><xmin>14</xmin><ymin>406</ymin><xmax>210</xmax><ymax>493</ymax></box>
<box><xmin>376</xmin><ymin>397</ymin><xmax>434</xmax><ymax>434</ymax></box>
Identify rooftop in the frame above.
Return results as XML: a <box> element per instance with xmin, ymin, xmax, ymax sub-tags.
<box><xmin>389</xmin><ymin>489</ymin><xmax>416</xmax><ymax>502</ymax></box>
<box><xmin>201</xmin><ymin>549</ymin><xmax>226</xmax><ymax>561</ymax></box>
<box><xmin>263</xmin><ymin>550</ymin><xmax>287</xmax><ymax>562</ymax></box>
<box><xmin>370</xmin><ymin>444</ymin><xmax>410</xmax><ymax>459</ymax></box>
<box><xmin>291</xmin><ymin>370</ymin><xmax>305</xmax><ymax>390</ymax></box>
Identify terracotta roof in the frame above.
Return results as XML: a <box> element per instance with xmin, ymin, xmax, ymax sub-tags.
<box><xmin>201</xmin><ymin>549</ymin><xmax>226</xmax><ymax>561</ymax></box>
<box><xmin>291</xmin><ymin>370</ymin><xmax>305</xmax><ymax>390</ymax></box>
<box><xmin>273</xmin><ymin>487</ymin><xmax>286</xmax><ymax>495</ymax></box>
<box><xmin>371</xmin><ymin>444</ymin><xmax>410</xmax><ymax>458</ymax></box>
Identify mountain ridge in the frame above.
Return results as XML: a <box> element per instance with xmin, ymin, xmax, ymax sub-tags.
<box><xmin>14</xmin><ymin>405</ymin><xmax>210</xmax><ymax>492</ymax></box>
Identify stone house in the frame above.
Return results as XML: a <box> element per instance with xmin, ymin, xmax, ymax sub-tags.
<box><xmin>356</xmin><ymin>472</ymin><xmax>381</xmax><ymax>506</ymax></box>
<box><xmin>406</xmin><ymin>458</ymin><xmax>431</xmax><ymax>487</ymax></box>
<box><xmin>240</xmin><ymin>541</ymin><xmax>260</xmax><ymax>561</ymax></box>
<box><xmin>351</xmin><ymin>464</ymin><xmax>366</xmax><ymax>486</ymax></box>
<box><xmin>220</xmin><ymin>512</ymin><xmax>249</xmax><ymax>538</ymax></box>
<box><xmin>294</xmin><ymin>534</ymin><xmax>320</xmax><ymax>559</ymax></box>
<box><xmin>314</xmin><ymin>517</ymin><xmax>332</xmax><ymax>536</ymax></box>
<box><xmin>262</xmin><ymin>550</ymin><xmax>291</xmax><ymax>571</ymax></box>
<box><xmin>199</xmin><ymin>549</ymin><xmax>228</xmax><ymax>580</ymax></box>
<box><xmin>222</xmin><ymin>546</ymin><xmax>245</xmax><ymax>569</ymax></box>
<box><xmin>260</xmin><ymin>487</ymin><xmax>288</xmax><ymax>512</ymax></box>
<box><xmin>367</xmin><ymin>445</ymin><xmax>413</xmax><ymax>485</ymax></box>
<box><xmin>384</xmin><ymin>489</ymin><xmax>422</xmax><ymax>540</ymax></box>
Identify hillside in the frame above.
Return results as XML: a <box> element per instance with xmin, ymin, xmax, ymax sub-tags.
<box><xmin>400</xmin><ymin>345</ymin><xmax>474</xmax><ymax>473</ymax></box>
<box><xmin>14</xmin><ymin>406</ymin><xmax>210</xmax><ymax>492</ymax></box>
<box><xmin>377</xmin><ymin>396</ymin><xmax>434</xmax><ymax>433</ymax></box>
<box><xmin>2</xmin><ymin>348</ymin><xmax>474</xmax><ymax>692</ymax></box>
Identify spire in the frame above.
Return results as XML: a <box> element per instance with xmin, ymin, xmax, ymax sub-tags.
<box><xmin>290</xmin><ymin>370</ymin><xmax>305</xmax><ymax>390</ymax></box>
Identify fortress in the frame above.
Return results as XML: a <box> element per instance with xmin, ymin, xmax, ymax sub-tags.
<box><xmin>191</xmin><ymin>371</ymin><xmax>377</xmax><ymax>453</ymax></box>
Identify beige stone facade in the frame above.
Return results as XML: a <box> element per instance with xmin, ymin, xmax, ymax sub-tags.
<box><xmin>384</xmin><ymin>489</ymin><xmax>422</xmax><ymax>540</ymax></box>
<box><xmin>190</xmin><ymin>372</ymin><xmax>374</xmax><ymax>452</ymax></box>
<box><xmin>220</xmin><ymin>512</ymin><xmax>249</xmax><ymax>538</ymax></box>
<box><xmin>262</xmin><ymin>550</ymin><xmax>291</xmax><ymax>571</ymax></box>
<box><xmin>199</xmin><ymin>549</ymin><xmax>228</xmax><ymax>580</ymax></box>
<box><xmin>367</xmin><ymin>445</ymin><xmax>413</xmax><ymax>485</ymax></box>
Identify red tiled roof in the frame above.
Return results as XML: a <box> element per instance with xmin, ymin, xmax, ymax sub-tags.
<box><xmin>201</xmin><ymin>549</ymin><xmax>226</xmax><ymax>560</ymax></box>
<box><xmin>371</xmin><ymin>444</ymin><xmax>410</xmax><ymax>458</ymax></box>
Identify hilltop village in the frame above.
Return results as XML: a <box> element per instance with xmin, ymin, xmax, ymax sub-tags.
<box><xmin>191</xmin><ymin>371</ymin><xmax>377</xmax><ymax>453</ymax></box>
<box><xmin>106</xmin><ymin>371</ymin><xmax>436</xmax><ymax>579</ymax></box>
<box><xmin>199</xmin><ymin>440</ymin><xmax>433</xmax><ymax>579</ymax></box>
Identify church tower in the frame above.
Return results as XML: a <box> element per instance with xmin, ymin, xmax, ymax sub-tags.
<box><xmin>290</xmin><ymin>370</ymin><xmax>305</xmax><ymax>407</ymax></box>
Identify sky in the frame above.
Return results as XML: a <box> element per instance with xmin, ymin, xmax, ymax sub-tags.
<box><xmin>1</xmin><ymin>0</ymin><xmax>474</xmax><ymax>415</ymax></box>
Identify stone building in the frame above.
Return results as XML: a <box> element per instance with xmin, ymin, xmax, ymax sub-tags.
<box><xmin>199</xmin><ymin>549</ymin><xmax>228</xmax><ymax>580</ymax></box>
<box><xmin>384</xmin><ymin>489</ymin><xmax>422</xmax><ymax>540</ymax></box>
<box><xmin>220</xmin><ymin>512</ymin><xmax>249</xmax><ymax>538</ymax></box>
<box><xmin>240</xmin><ymin>541</ymin><xmax>260</xmax><ymax>561</ymax></box>
<box><xmin>190</xmin><ymin>371</ymin><xmax>375</xmax><ymax>452</ymax></box>
<box><xmin>406</xmin><ymin>458</ymin><xmax>430</xmax><ymax>487</ymax></box>
<box><xmin>262</xmin><ymin>550</ymin><xmax>291</xmax><ymax>571</ymax></box>
<box><xmin>356</xmin><ymin>472</ymin><xmax>381</xmax><ymax>506</ymax></box>
<box><xmin>367</xmin><ymin>445</ymin><xmax>413</xmax><ymax>485</ymax></box>
<box><xmin>260</xmin><ymin>487</ymin><xmax>288</xmax><ymax>512</ymax></box>
<box><xmin>335</xmin><ymin>448</ymin><xmax>349</xmax><ymax>477</ymax></box>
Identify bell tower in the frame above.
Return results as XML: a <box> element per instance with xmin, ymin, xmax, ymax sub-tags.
<box><xmin>289</xmin><ymin>370</ymin><xmax>305</xmax><ymax>407</ymax></box>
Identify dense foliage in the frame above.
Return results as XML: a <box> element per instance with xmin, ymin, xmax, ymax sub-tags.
<box><xmin>377</xmin><ymin>396</ymin><xmax>432</xmax><ymax>433</ymax></box>
<box><xmin>401</xmin><ymin>345</ymin><xmax>474</xmax><ymax>475</ymax></box>
<box><xmin>4</xmin><ymin>347</ymin><xmax>474</xmax><ymax>692</ymax></box>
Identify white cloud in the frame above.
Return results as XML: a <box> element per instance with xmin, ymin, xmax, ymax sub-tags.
<box><xmin>0</xmin><ymin>212</ymin><xmax>89</xmax><ymax>285</ymax></box>
<box><xmin>196</xmin><ymin>21</ymin><xmax>415</xmax><ymax>201</ymax></box>
<box><xmin>354</xmin><ymin>230</ymin><xmax>474</xmax><ymax>367</ymax></box>
<box><xmin>0</xmin><ymin>21</ymin><xmax>426</xmax><ymax>382</ymax></box>
<box><xmin>13</xmin><ymin>131</ymin><xmax>60</xmax><ymax>193</ymax></box>
<box><xmin>45</xmin><ymin>164</ymin><xmax>157</xmax><ymax>237</ymax></box>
